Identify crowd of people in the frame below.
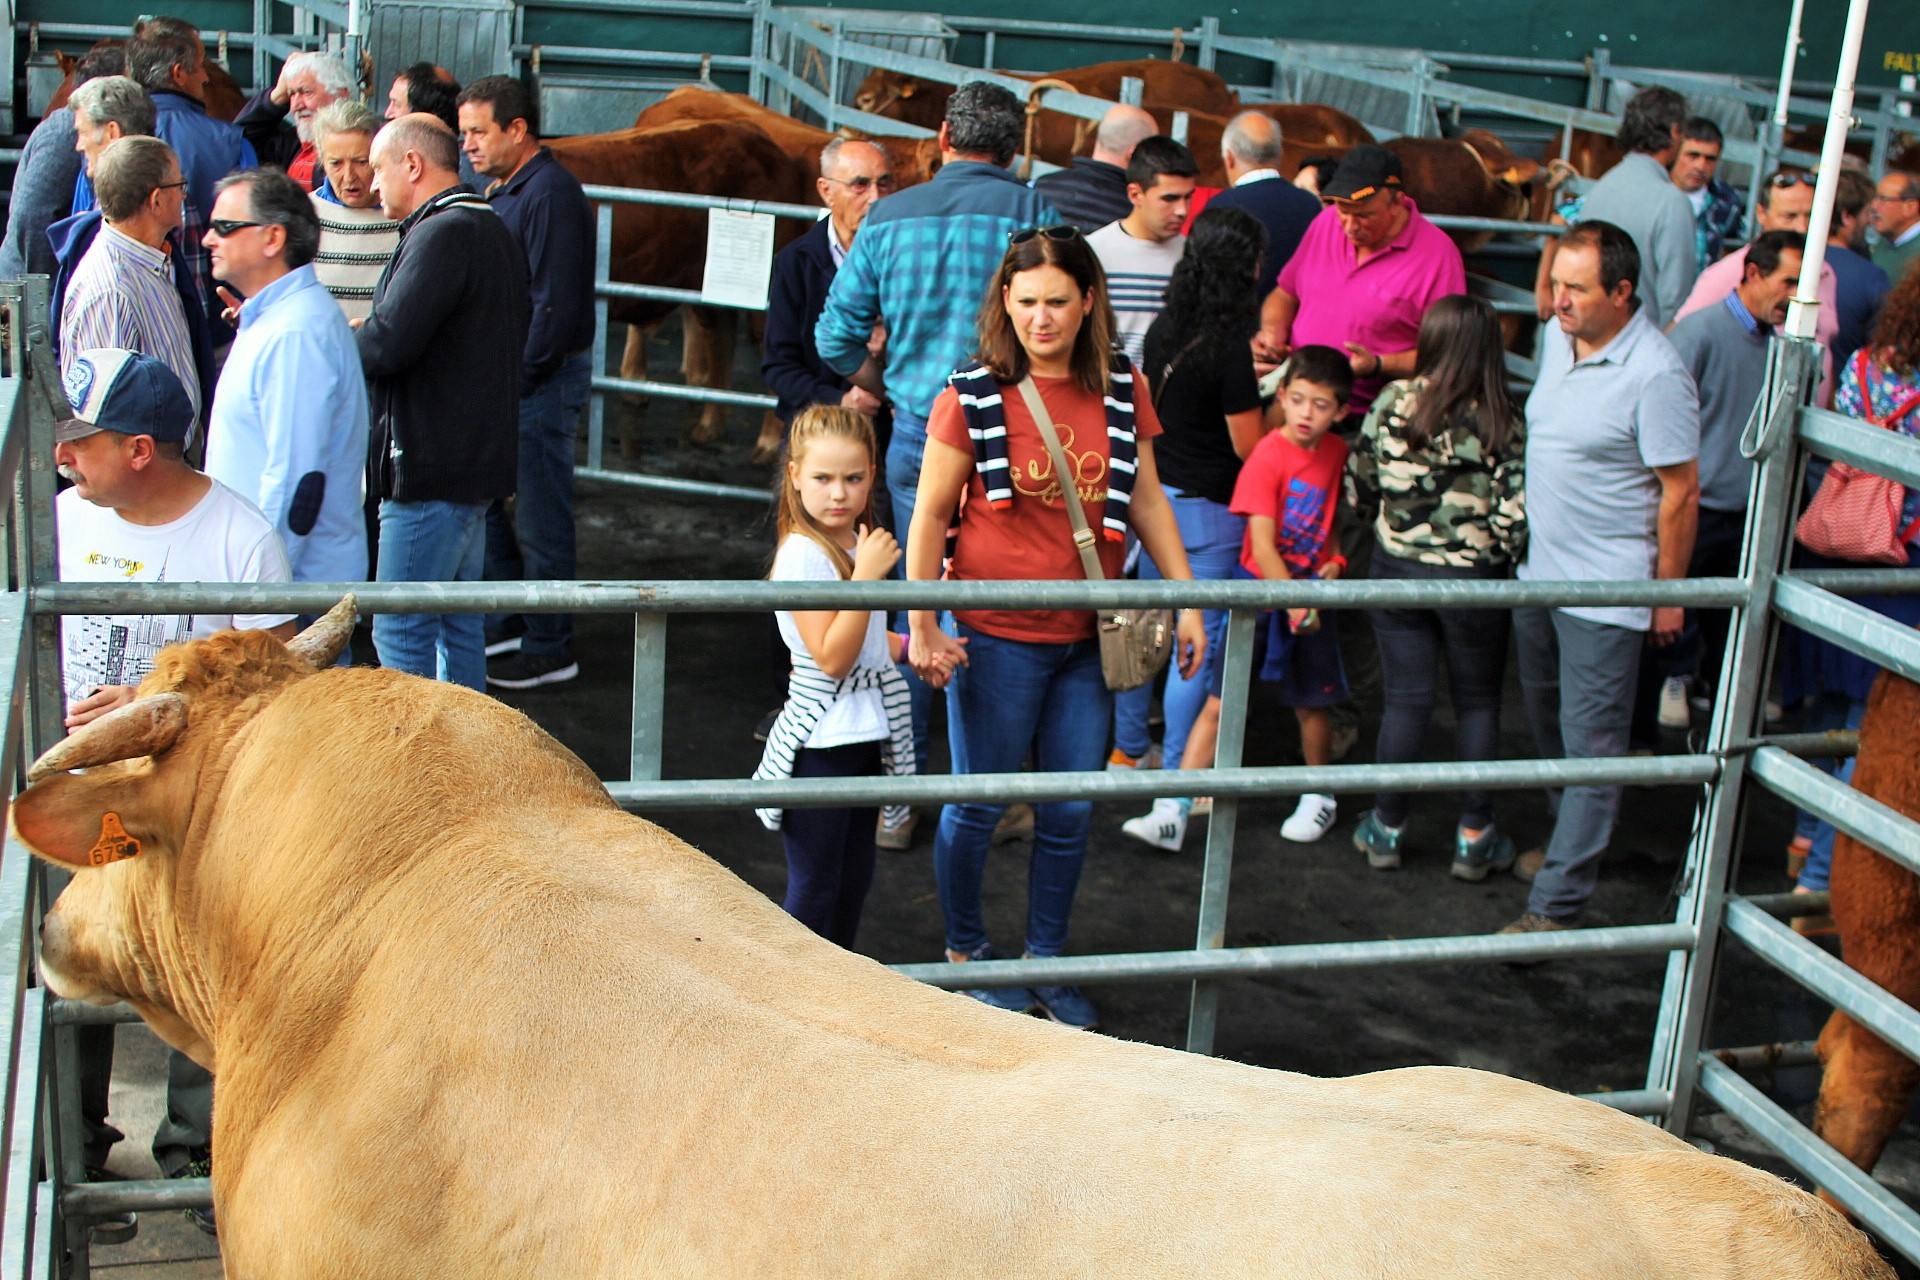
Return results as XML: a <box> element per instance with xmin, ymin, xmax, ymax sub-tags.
<box><xmin>5</xmin><ymin>27</ymin><xmax>1919</xmax><ymax>1054</ymax></box>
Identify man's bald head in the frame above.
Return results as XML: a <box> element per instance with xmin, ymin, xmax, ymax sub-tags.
<box><xmin>369</xmin><ymin>112</ymin><xmax>461</xmax><ymax>221</ymax></box>
<box><xmin>1091</xmin><ymin>104</ymin><xmax>1158</xmax><ymax>167</ymax></box>
<box><xmin>1223</xmin><ymin>111</ymin><xmax>1284</xmax><ymax>169</ymax></box>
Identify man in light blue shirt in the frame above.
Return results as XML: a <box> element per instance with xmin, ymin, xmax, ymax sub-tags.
<box><xmin>1507</xmin><ymin>221</ymin><xmax>1700</xmax><ymax>934</ymax></box>
<box><xmin>203</xmin><ymin>167</ymin><xmax>369</xmax><ymax>589</ymax></box>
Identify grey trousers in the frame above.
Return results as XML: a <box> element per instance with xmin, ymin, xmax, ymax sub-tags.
<box><xmin>151</xmin><ymin>1051</ymin><xmax>213</xmax><ymax>1174</ymax></box>
<box><xmin>1512</xmin><ymin>607</ymin><xmax>1645</xmax><ymax>921</ymax></box>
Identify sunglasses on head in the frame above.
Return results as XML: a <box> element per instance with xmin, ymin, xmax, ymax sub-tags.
<box><xmin>1008</xmin><ymin>224</ymin><xmax>1082</xmax><ymax>246</ymax></box>
<box><xmin>1768</xmin><ymin>171</ymin><xmax>1816</xmax><ymax>189</ymax></box>
<box><xmin>208</xmin><ymin>218</ymin><xmax>264</xmax><ymax>236</ymax></box>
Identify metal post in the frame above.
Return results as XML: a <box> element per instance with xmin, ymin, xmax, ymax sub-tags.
<box><xmin>630</xmin><ymin>614</ymin><xmax>666</xmax><ymax>782</ymax></box>
<box><xmin>1584</xmin><ymin>47</ymin><xmax>1611</xmax><ymax>112</ymax></box>
<box><xmin>588</xmin><ymin>202</ymin><xmax>613</xmax><ymax>474</ymax></box>
<box><xmin>1769</xmin><ymin>0</ymin><xmax>1807</xmax><ymax>137</ymax></box>
<box><xmin>1869</xmin><ymin>88</ymin><xmax>1893</xmax><ymax>175</ymax></box>
<box><xmin>1171</xmin><ymin>110</ymin><xmax>1188</xmax><ymax>146</ymax></box>
<box><xmin>982</xmin><ymin>30</ymin><xmax>995</xmax><ymax>70</ymax></box>
<box><xmin>748</xmin><ymin>0</ymin><xmax>769</xmax><ymax>103</ymax></box>
<box><xmin>1186</xmin><ymin>607</ymin><xmax>1255</xmax><ymax>1055</ymax></box>
<box><xmin>18</xmin><ymin>278</ymin><xmax>59</xmax><ymax>758</ymax></box>
<box><xmin>1651</xmin><ymin>336</ymin><xmax>1818</xmax><ymax>1134</ymax></box>
<box><xmin>253</xmin><ymin>0</ymin><xmax>269</xmax><ymax>89</ymax></box>
<box><xmin>1118</xmin><ymin>74</ymin><xmax>1143</xmax><ymax>107</ymax></box>
<box><xmin>1196</xmin><ymin>16</ymin><xmax>1219</xmax><ymax>71</ymax></box>
<box><xmin>826</xmin><ymin>21</ymin><xmax>844</xmax><ymax>133</ymax></box>
<box><xmin>1783</xmin><ymin>0</ymin><xmax>1868</xmax><ymax>344</ymax></box>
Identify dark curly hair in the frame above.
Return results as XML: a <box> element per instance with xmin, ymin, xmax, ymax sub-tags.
<box><xmin>1141</xmin><ymin>205</ymin><xmax>1266</xmax><ymax>389</ymax></box>
<box><xmin>1872</xmin><ymin>267</ymin><xmax>1920</xmax><ymax>377</ymax></box>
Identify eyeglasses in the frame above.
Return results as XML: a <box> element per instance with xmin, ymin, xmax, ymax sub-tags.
<box><xmin>823</xmin><ymin>174</ymin><xmax>896</xmax><ymax>194</ymax></box>
<box><xmin>1876</xmin><ymin>190</ymin><xmax>1920</xmax><ymax>204</ymax></box>
<box><xmin>1008</xmin><ymin>224</ymin><xmax>1082</xmax><ymax>246</ymax></box>
<box><xmin>154</xmin><ymin>180</ymin><xmax>189</xmax><ymax>192</ymax></box>
<box><xmin>207</xmin><ymin>218</ymin><xmax>264</xmax><ymax>237</ymax></box>
<box><xmin>1768</xmin><ymin>171</ymin><xmax>1816</xmax><ymax>189</ymax></box>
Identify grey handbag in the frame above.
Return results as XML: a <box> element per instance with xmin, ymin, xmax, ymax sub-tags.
<box><xmin>1015</xmin><ymin>376</ymin><xmax>1174</xmax><ymax>692</ymax></box>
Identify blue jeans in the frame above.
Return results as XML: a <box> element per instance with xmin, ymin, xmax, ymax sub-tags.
<box><xmin>887</xmin><ymin>411</ymin><xmax>932</xmax><ymax>774</ymax></box>
<box><xmin>1112</xmin><ymin>488</ymin><xmax>1244</xmax><ymax>766</ymax></box>
<box><xmin>935</xmin><ymin>623</ymin><xmax>1110</xmax><ymax>957</ymax></box>
<box><xmin>374</xmin><ymin>498</ymin><xmax>488</xmax><ymax>689</ymax></box>
<box><xmin>1795</xmin><ymin>693</ymin><xmax>1864</xmax><ymax>892</ymax></box>
<box><xmin>485</xmin><ymin>351</ymin><xmax>590</xmax><ymax>660</ymax></box>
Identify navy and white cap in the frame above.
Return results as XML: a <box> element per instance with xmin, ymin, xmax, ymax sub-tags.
<box><xmin>55</xmin><ymin>348</ymin><xmax>194</xmax><ymax>446</ymax></box>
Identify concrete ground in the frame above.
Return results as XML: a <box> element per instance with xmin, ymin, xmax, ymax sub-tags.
<box><xmin>75</xmin><ymin>316</ymin><xmax>1920</xmax><ymax>1276</ymax></box>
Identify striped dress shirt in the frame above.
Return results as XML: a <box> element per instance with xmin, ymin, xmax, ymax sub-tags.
<box><xmin>59</xmin><ymin>224</ymin><xmax>203</xmax><ymax>423</ymax></box>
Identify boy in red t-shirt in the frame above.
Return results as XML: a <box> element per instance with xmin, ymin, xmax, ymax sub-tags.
<box><xmin>1230</xmin><ymin>345</ymin><xmax>1352</xmax><ymax>843</ymax></box>
<box><xmin>1122</xmin><ymin>347</ymin><xmax>1356</xmax><ymax>856</ymax></box>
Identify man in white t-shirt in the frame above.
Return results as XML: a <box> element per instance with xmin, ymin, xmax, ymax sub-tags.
<box><xmin>57</xmin><ymin>346</ymin><xmax>297</xmax><ymax>720</ymax></box>
<box><xmin>1085</xmin><ymin>136</ymin><xmax>1195</xmax><ymax>367</ymax></box>
<box><xmin>53</xmin><ymin>346</ymin><xmax>296</xmax><ymax>1233</ymax></box>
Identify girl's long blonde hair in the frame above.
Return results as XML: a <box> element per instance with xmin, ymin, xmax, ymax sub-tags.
<box><xmin>771</xmin><ymin>404</ymin><xmax>881</xmax><ymax>580</ymax></box>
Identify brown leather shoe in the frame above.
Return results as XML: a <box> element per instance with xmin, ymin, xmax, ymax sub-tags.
<box><xmin>1512</xmin><ymin>848</ymin><xmax>1546</xmax><ymax>883</ymax></box>
<box><xmin>1498</xmin><ymin>911</ymin><xmax>1571</xmax><ymax>935</ymax></box>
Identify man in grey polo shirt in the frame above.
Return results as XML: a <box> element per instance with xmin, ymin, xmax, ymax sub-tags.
<box><xmin>1505</xmin><ymin>220</ymin><xmax>1701</xmax><ymax>933</ymax></box>
<box><xmin>1542</xmin><ymin>87</ymin><xmax>1698</xmax><ymax>328</ymax></box>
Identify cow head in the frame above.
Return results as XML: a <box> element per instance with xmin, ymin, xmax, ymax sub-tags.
<box><xmin>1459</xmin><ymin>129</ymin><xmax>1542</xmax><ymax>224</ymax></box>
<box><xmin>10</xmin><ymin>599</ymin><xmax>357</xmax><ymax>1063</ymax></box>
<box><xmin>852</xmin><ymin>70</ymin><xmax>920</xmax><ymax>119</ymax></box>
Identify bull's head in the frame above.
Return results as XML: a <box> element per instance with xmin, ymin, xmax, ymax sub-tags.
<box><xmin>852</xmin><ymin>71</ymin><xmax>916</xmax><ymax>118</ymax></box>
<box><xmin>9</xmin><ymin>599</ymin><xmax>357</xmax><ymax>1064</ymax></box>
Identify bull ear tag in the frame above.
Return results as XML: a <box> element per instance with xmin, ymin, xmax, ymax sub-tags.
<box><xmin>87</xmin><ymin>813</ymin><xmax>141</xmax><ymax>867</ymax></box>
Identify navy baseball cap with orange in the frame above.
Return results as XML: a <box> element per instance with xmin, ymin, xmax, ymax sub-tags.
<box><xmin>1322</xmin><ymin>145</ymin><xmax>1404</xmax><ymax>203</ymax></box>
<box><xmin>54</xmin><ymin>348</ymin><xmax>194</xmax><ymax>446</ymax></box>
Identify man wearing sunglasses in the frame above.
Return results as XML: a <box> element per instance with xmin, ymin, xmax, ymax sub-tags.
<box><xmin>52</xmin><ymin>135</ymin><xmax>212</xmax><ymax>438</ymax></box>
<box><xmin>1674</xmin><ymin>168</ymin><xmax>1837</xmax><ymax>404</ymax></box>
<box><xmin>1872</xmin><ymin>171</ymin><xmax>1920</xmax><ymax>284</ymax></box>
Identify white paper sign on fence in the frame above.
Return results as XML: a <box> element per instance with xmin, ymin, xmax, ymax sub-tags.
<box><xmin>701</xmin><ymin>209</ymin><xmax>776</xmax><ymax>309</ymax></box>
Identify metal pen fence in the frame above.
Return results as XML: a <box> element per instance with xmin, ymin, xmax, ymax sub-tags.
<box><xmin>3</xmin><ymin>250</ymin><xmax>1920</xmax><ymax>1269</ymax></box>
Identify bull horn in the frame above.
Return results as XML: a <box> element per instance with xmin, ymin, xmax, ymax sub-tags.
<box><xmin>27</xmin><ymin>693</ymin><xmax>190</xmax><ymax>782</ymax></box>
<box><xmin>285</xmin><ymin>595</ymin><xmax>358</xmax><ymax>669</ymax></box>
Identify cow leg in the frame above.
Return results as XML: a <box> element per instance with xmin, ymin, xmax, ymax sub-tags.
<box><xmin>618</xmin><ymin>324</ymin><xmax>652</xmax><ymax>463</ymax></box>
<box><xmin>1814</xmin><ymin>1008</ymin><xmax>1920</xmax><ymax>1198</ymax></box>
<box><xmin>752</xmin><ymin>412</ymin><xmax>786</xmax><ymax>466</ymax></box>
<box><xmin>683</xmin><ymin>306</ymin><xmax>735</xmax><ymax>446</ymax></box>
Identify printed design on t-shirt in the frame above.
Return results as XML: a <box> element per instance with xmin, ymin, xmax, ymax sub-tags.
<box><xmin>83</xmin><ymin>551</ymin><xmax>146</xmax><ymax>579</ymax></box>
<box><xmin>63</xmin><ymin>548</ymin><xmax>187</xmax><ymax>703</ymax></box>
<box><xmin>1279</xmin><ymin>476</ymin><xmax>1332</xmax><ymax>558</ymax></box>
<box><xmin>1012</xmin><ymin>420</ymin><xmax>1107</xmax><ymax>507</ymax></box>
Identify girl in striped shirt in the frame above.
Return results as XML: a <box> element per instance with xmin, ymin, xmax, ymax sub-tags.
<box><xmin>753</xmin><ymin>406</ymin><xmax>914</xmax><ymax>948</ymax></box>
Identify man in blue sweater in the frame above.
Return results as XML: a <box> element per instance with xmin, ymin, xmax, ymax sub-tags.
<box><xmin>813</xmin><ymin>80</ymin><xmax>1055</xmax><ymax>833</ymax></box>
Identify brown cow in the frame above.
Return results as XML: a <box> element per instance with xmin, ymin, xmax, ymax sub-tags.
<box><xmin>1275</xmin><ymin>133</ymin><xmax>1543</xmax><ymax>251</ymax></box>
<box><xmin>628</xmin><ymin>89</ymin><xmax>937</xmax><ymax>461</ymax></box>
<box><xmin>548</xmin><ymin>119</ymin><xmax>815</xmax><ymax>459</ymax></box>
<box><xmin>47</xmin><ymin>41</ymin><xmax>246</xmax><ymax>122</ymax></box>
<box><xmin>854</xmin><ymin>59</ymin><xmax>1239</xmax><ymax>171</ymax></box>
<box><xmin>7</xmin><ymin>602</ymin><xmax>1895</xmax><ymax>1280</ymax></box>
<box><xmin>1815</xmin><ymin>672</ymin><xmax>1920</xmax><ymax>1208</ymax></box>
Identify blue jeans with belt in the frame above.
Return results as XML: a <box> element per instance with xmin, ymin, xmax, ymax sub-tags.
<box><xmin>1112</xmin><ymin>488</ymin><xmax>1244</xmax><ymax>767</ymax></box>
<box><xmin>935</xmin><ymin>622</ymin><xmax>1110</xmax><ymax>957</ymax></box>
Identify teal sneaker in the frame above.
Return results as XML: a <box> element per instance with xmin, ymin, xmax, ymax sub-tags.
<box><xmin>1452</xmin><ymin>826</ymin><xmax>1517</xmax><ymax>882</ymax></box>
<box><xmin>1351</xmin><ymin>810</ymin><xmax>1404</xmax><ymax>870</ymax></box>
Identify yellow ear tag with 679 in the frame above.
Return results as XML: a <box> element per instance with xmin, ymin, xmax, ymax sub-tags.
<box><xmin>87</xmin><ymin>813</ymin><xmax>140</xmax><ymax>867</ymax></box>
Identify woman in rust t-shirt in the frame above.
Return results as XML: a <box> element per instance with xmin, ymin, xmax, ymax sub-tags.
<box><xmin>902</xmin><ymin>225</ymin><xmax>1207</xmax><ymax>1032</ymax></box>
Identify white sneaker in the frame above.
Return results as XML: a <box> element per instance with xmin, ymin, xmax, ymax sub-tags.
<box><xmin>1280</xmin><ymin>793</ymin><xmax>1337</xmax><ymax>843</ymax></box>
<box><xmin>1121</xmin><ymin>798</ymin><xmax>1188</xmax><ymax>852</ymax></box>
<box><xmin>1657</xmin><ymin>676</ymin><xmax>1691</xmax><ymax>730</ymax></box>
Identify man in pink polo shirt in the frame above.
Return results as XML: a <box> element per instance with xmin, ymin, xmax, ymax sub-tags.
<box><xmin>1253</xmin><ymin>145</ymin><xmax>1466</xmax><ymax>418</ymax></box>
<box><xmin>1673</xmin><ymin>169</ymin><xmax>1835</xmax><ymax>403</ymax></box>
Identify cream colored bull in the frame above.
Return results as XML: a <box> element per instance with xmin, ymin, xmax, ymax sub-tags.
<box><xmin>9</xmin><ymin>601</ymin><xmax>1890</xmax><ymax>1279</ymax></box>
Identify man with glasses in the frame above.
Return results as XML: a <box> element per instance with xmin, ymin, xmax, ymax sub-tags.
<box><xmin>202</xmin><ymin>167</ymin><xmax>369</xmax><ymax>591</ymax></box>
<box><xmin>1674</xmin><ymin>169</ymin><xmax>1837</xmax><ymax>404</ymax></box>
<box><xmin>1872</xmin><ymin>170</ymin><xmax>1920</xmax><ymax>283</ymax></box>
<box><xmin>53</xmin><ymin>136</ymin><xmax>211</xmax><ymax>432</ymax></box>
<box><xmin>764</xmin><ymin>138</ymin><xmax>894</xmax><ymax>432</ymax></box>
<box><xmin>455</xmin><ymin>75</ymin><xmax>596</xmax><ymax>691</ymax></box>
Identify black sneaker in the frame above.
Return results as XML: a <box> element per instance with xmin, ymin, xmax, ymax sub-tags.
<box><xmin>486</xmin><ymin>652</ymin><xmax>580</xmax><ymax>690</ymax></box>
<box><xmin>168</xmin><ymin>1155</ymin><xmax>215</xmax><ymax>1237</ymax></box>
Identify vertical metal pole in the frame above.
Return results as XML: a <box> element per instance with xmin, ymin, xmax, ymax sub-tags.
<box><xmin>1118</xmin><ymin>74</ymin><xmax>1143</xmax><ymax>107</ymax></box>
<box><xmin>1171</xmin><ymin>110</ymin><xmax>1188</xmax><ymax>146</ymax></box>
<box><xmin>629</xmin><ymin>614</ymin><xmax>666</xmax><ymax>782</ymax></box>
<box><xmin>1584</xmin><ymin>48</ymin><xmax>1611</xmax><ymax>113</ymax></box>
<box><xmin>826</xmin><ymin>22</ymin><xmax>844</xmax><ymax>133</ymax></box>
<box><xmin>1186</xmin><ymin>607</ymin><xmax>1255</xmax><ymax>1056</ymax></box>
<box><xmin>982</xmin><ymin>31</ymin><xmax>995</xmax><ymax>71</ymax></box>
<box><xmin>588</xmin><ymin>202</ymin><xmax>612</xmax><ymax>474</ymax></box>
<box><xmin>1650</xmin><ymin>336</ymin><xmax>1818</xmax><ymax>1133</ymax></box>
<box><xmin>1196</xmin><ymin>16</ymin><xmax>1219</xmax><ymax>72</ymax></box>
<box><xmin>749</xmin><ymin>0</ymin><xmax>769</xmax><ymax>103</ymax></box>
<box><xmin>1769</xmin><ymin>0</ymin><xmax>1808</xmax><ymax>136</ymax></box>
<box><xmin>1783</xmin><ymin>0</ymin><xmax>1868</xmax><ymax>344</ymax></box>
<box><xmin>19</xmin><ymin>278</ymin><xmax>60</xmax><ymax>759</ymax></box>
<box><xmin>253</xmin><ymin>0</ymin><xmax>269</xmax><ymax>90</ymax></box>
<box><xmin>1868</xmin><ymin>89</ymin><xmax>1892</xmax><ymax>176</ymax></box>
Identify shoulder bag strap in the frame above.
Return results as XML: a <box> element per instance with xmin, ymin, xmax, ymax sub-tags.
<box><xmin>1015</xmin><ymin>376</ymin><xmax>1107</xmax><ymax>584</ymax></box>
<box><xmin>1856</xmin><ymin>348</ymin><xmax>1920</xmax><ymax>429</ymax></box>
